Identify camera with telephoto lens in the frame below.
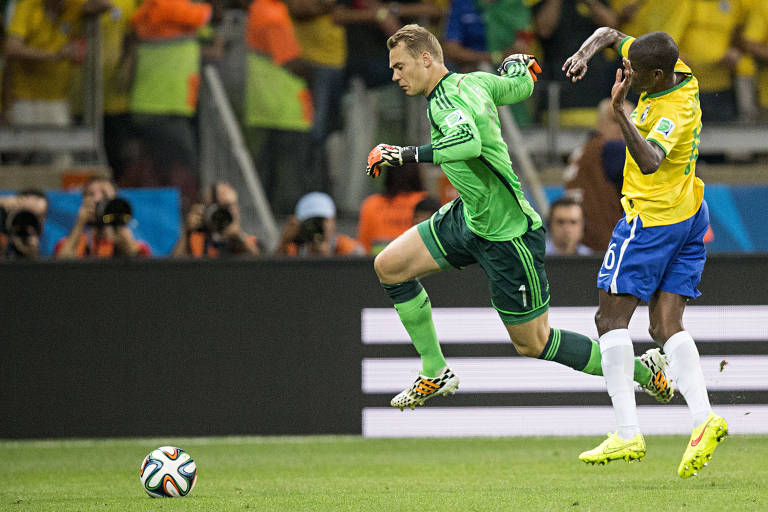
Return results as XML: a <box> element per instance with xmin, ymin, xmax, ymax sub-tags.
<box><xmin>0</xmin><ymin>207</ymin><xmax>42</xmax><ymax>241</ymax></box>
<box><xmin>95</xmin><ymin>197</ymin><xmax>133</xmax><ymax>227</ymax></box>
<box><xmin>296</xmin><ymin>216</ymin><xmax>326</xmax><ymax>244</ymax></box>
<box><xmin>203</xmin><ymin>204</ymin><xmax>233</xmax><ymax>234</ymax></box>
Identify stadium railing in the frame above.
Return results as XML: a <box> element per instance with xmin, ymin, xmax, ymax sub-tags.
<box><xmin>198</xmin><ymin>64</ymin><xmax>279</xmax><ymax>252</ymax></box>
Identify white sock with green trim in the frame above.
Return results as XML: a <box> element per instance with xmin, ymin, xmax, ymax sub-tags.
<box><xmin>600</xmin><ymin>329</ymin><xmax>639</xmax><ymax>440</ymax></box>
<box><xmin>664</xmin><ymin>331</ymin><xmax>712</xmax><ymax>428</ymax></box>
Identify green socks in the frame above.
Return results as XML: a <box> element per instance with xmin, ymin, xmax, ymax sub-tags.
<box><xmin>632</xmin><ymin>357</ymin><xmax>653</xmax><ymax>385</ymax></box>
<box><xmin>381</xmin><ymin>281</ymin><xmax>655</xmax><ymax>386</ymax></box>
<box><xmin>539</xmin><ymin>328</ymin><xmax>652</xmax><ymax>385</ymax></box>
<box><xmin>382</xmin><ymin>281</ymin><xmax>446</xmax><ymax>378</ymax></box>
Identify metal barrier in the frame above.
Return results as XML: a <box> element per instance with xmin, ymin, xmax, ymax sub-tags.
<box><xmin>198</xmin><ymin>64</ymin><xmax>279</xmax><ymax>252</ymax></box>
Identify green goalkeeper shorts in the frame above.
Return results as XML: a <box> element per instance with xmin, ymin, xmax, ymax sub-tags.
<box><xmin>417</xmin><ymin>197</ymin><xmax>550</xmax><ymax>325</ymax></box>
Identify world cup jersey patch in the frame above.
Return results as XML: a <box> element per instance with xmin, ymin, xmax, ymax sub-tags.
<box><xmin>654</xmin><ymin>117</ymin><xmax>675</xmax><ymax>138</ymax></box>
<box><xmin>445</xmin><ymin>109</ymin><xmax>467</xmax><ymax>128</ymax></box>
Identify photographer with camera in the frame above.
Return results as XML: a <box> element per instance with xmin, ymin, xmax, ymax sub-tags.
<box><xmin>172</xmin><ymin>181</ymin><xmax>260</xmax><ymax>258</ymax></box>
<box><xmin>276</xmin><ymin>192</ymin><xmax>364</xmax><ymax>257</ymax></box>
<box><xmin>0</xmin><ymin>189</ymin><xmax>49</xmax><ymax>260</ymax></box>
<box><xmin>54</xmin><ymin>177</ymin><xmax>152</xmax><ymax>259</ymax></box>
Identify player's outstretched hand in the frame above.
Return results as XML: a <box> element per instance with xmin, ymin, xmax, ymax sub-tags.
<box><xmin>498</xmin><ymin>54</ymin><xmax>541</xmax><ymax>82</ymax></box>
<box><xmin>562</xmin><ymin>51</ymin><xmax>589</xmax><ymax>82</ymax></box>
<box><xmin>611</xmin><ymin>58</ymin><xmax>633</xmax><ymax>109</ymax></box>
<box><xmin>366</xmin><ymin>144</ymin><xmax>417</xmax><ymax>178</ymax></box>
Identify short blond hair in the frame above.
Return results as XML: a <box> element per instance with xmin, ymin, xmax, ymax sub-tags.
<box><xmin>387</xmin><ymin>24</ymin><xmax>443</xmax><ymax>63</ymax></box>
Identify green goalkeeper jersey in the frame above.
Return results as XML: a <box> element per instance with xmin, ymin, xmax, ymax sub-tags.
<box><xmin>418</xmin><ymin>71</ymin><xmax>542</xmax><ymax>241</ymax></box>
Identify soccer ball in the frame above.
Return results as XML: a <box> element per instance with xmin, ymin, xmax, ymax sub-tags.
<box><xmin>139</xmin><ymin>446</ymin><xmax>198</xmax><ymax>498</ymax></box>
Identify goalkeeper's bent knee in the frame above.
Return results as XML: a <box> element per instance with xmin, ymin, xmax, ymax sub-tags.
<box><xmin>381</xmin><ymin>279</ymin><xmax>423</xmax><ymax>304</ymax></box>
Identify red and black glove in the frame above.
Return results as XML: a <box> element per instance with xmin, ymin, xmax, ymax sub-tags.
<box><xmin>498</xmin><ymin>54</ymin><xmax>542</xmax><ymax>82</ymax></box>
<box><xmin>365</xmin><ymin>144</ymin><xmax>418</xmax><ymax>178</ymax></box>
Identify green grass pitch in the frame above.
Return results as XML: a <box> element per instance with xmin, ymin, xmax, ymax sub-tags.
<box><xmin>1</xmin><ymin>435</ymin><xmax>766</xmax><ymax>511</ymax></box>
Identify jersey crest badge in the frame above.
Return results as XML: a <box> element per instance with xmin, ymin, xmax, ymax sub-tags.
<box><xmin>445</xmin><ymin>110</ymin><xmax>467</xmax><ymax>128</ymax></box>
<box><xmin>640</xmin><ymin>105</ymin><xmax>650</xmax><ymax>122</ymax></box>
<box><xmin>654</xmin><ymin>117</ymin><xmax>675</xmax><ymax>138</ymax></box>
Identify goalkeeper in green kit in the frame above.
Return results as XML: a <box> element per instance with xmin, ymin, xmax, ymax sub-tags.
<box><xmin>367</xmin><ymin>24</ymin><xmax>673</xmax><ymax>413</ymax></box>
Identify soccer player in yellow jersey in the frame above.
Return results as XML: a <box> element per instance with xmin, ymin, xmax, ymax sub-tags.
<box><xmin>563</xmin><ymin>28</ymin><xmax>728</xmax><ymax>477</ymax></box>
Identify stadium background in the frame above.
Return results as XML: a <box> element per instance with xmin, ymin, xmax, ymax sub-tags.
<box><xmin>3</xmin><ymin>182</ymin><xmax>766</xmax><ymax>257</ymax></box>
<box><xmin>2</xmin><ymin>255</ymin><xmax>766</xmax><ymax>439</ymax></box>
<box><xmin>1</xmin><ymin>1</ymin><xmax>767</xmax><ymax>446</ymax></box>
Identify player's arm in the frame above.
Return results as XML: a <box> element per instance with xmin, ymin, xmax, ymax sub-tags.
<box><xmin>283</xmin><ymin>0</ymin><xmax>333</xmax><ymax>20</ymax></box>
<box><xmin>743</xmin><ymin>40</ymin><xmax>768</xmax><ymax>64</ymax></box>
<box><xmin>611</xmin><ymin>58</ymin><xmax>664</xmax><ymax>175</ymax></box>
<box><xmin>467</xmin><ymin>70</ymin><xmax>534</xmax><ymax>107</ymax></box>
<box><xmin>366</xmin><ymin>105</ymin><xmax>482</xmax><ymax>175</ymax></box>
<box><xmin>463</xmin><ymin>54</ymin><xmax>540</xmax><ymax>107</ymax></box>
<box><xmin>426</xmin><ymin>109</ymin><xmax>482</xmax><ymax>164</ymax></box>
<box><xmin>3</xmin><ymin>35</ymin><xmax>61</xmax><ymax>61</ymax></box>
<box><xmin>81</xmin><ymin>0</ymin><xmax>113</xmax><ymax>17</ymax></box>
<box><xmin>562</xmin><ymin>26</ymin><xmax>627</xmax><ymax>82</ymax></box>
<box><xmin>742</xmin><ymin>38</ymin><xmax>768</xmax><ymax>63</ymax></box>
<box><xmin>741</xmin><ymin>11</ymin><xmax>768</xmax><ymax>65</ymax></box>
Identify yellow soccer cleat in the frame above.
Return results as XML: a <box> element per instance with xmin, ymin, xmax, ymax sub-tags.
<box><xmin>678</xmin><ymin>412</ymin><xmax>728</xmax><ymax>478</ymax></box>
<box><xmin>579</xmin><ymin>433</ymin><xmax>646</xmax><ymax>465</ymax></box>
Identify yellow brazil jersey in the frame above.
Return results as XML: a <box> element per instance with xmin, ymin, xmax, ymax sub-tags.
<box><xmin>69</xmin><ymin>0</ymin><xmax>138</xmax><ymax>115</ymax></box>
<box><xmin>743</xmin><ymin>0</ymin><xmax>768</xmax><ymax>108</ymax></box>
<box><xmin>293</xmin><ymin>12</ymin><xmax>346</xmax><ymax>68</ymax></box>
<box><xmin>735</xmin><ymin>0</ymin><xmax>758</xmax><ymax>79</ymax></box>
<box><xmin>675</xmin><ymin>0</ymin><xmax>748</xmax><ymax>92</ymax></box>
<box><xmin>102</xmin><ymin>0</ymin><xmax>138</xmax><ymax>113</ymax></box>
<box><xmin>610</xmin><ymin>0</ymin><xmax>690</xmax><ymax>43</ymax></box>
<box><xmin>7</xmin><ymin>0</ymin><xmax>86</xmax><ymax>100</ymax></box>
<box><xmin>618</xmin><ymin>36</ymin><xmax>704</xmax><ymax>227</ymax></box>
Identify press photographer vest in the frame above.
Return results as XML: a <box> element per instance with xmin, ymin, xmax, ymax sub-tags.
<box><xmin>244</xmin><ymin>51</ymin><xmax>313</xmax><ymax>131</ymax></box>
<box><xmin>130</xmin><ymin>36</ymin><xmax>200</xmax><ymax>116</ymax></box>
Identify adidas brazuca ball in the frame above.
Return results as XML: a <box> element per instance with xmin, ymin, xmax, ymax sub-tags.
<box><xmin>139</xmin><ymin>446</ymin><xmax>198</xmax><ymax>498</ymax></box>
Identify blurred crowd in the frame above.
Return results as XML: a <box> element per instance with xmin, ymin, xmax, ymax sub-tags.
<box><xmin>1</xmin><ymin>0</ymin><xmax>766</xmax><ymax>260</ymax></box>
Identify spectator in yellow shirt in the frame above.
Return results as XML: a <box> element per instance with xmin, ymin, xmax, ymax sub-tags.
<box><xmin>284</xmin><ymin>0</ymin><xmax>347</xmax><ymax>193</ymax></box>
<box><xmin>740</xmin><ymin>0</ymin><xmax>768</xmax><ymax>119</ymax></box>
<box><xmin>674</xmin><ymin>0</ymin><xmax>750</xmax><ymax>122</ymax></box>
<box><xmin>4</xmin><ymin>0</ymin><xmax>111</xmax><ymax>128</ymax></box>
<box><xmin>101</xmin><ymin>0</ymin><xmax>139</xmax><ymax>182</ymax></box>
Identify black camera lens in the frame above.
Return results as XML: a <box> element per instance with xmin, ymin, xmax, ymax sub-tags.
<box><xmin>96</xmin><ymin>197</ymin><xmax>133</xmax><ymax>227</ymax></box>
<box><xmin>8</xmin><ymin>210</ymin><xmax>41</xmax><ymax>240</ymax></box>
<box><xmin>204</xmin><ymin>204</ymin><xmax>233</xmax><ymax>233</ymax></box>
<box><xmin>297</xmin><ymin>216</ymin><xmax>326</xmax><ymax>243</ymax></box>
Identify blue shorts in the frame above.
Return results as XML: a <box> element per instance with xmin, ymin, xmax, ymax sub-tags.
<box><xmin>596</xmin><ymin>201</ymin><xmax>709</xmax><ymax>302</ymax></box>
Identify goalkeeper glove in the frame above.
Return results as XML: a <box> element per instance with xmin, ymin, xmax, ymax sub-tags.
<box><xmin>366</xmin><ymin>144</ymin><xmax>418</xmax><ymax>178</ymax></box>
<box><xmin>498</xmin><ymin>54</ymin><xmax>542</xmax><ymax>82</ymax></box>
